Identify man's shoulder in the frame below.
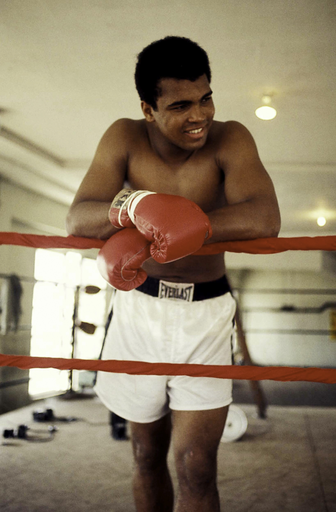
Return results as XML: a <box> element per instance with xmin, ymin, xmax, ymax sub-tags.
<box><xmin>211</xmin><ymin>120</ymin><xmax>255</xmax><ymax>153</ymax></box>
<box><xmin>100</xmin><ymin>118</ymin><xmax>146</xmax><ymax>153</ymax></box>
<box><xmin>106</xmin><ymin>118</ymin><xmax>145</xmax><ymax>137</ymax></box>
<box><xmin>210</xmin><ymin>120</ymin><xmax>258</xmax><ymax>168</ymax></box>
<box><xmin>211</xmin><ymin>120</ymin><xmax>248</xmax><ymax>138</ymax></box>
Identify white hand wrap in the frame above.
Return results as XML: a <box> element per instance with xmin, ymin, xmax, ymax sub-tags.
<box><xmin>109</xmin><ymin>188</ymin><xmax>156</xmax><ymax>228</ymax></box>
<box><xmin>127</xmin><ymin>191</ymin><xmax>156</xmax><ymax>224</ymax></box>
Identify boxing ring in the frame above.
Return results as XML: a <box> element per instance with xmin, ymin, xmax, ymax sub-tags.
<box><xmin>0</xmin><ymin>231</ymin><xmax>336</xmax><ymax>385</ymax></box>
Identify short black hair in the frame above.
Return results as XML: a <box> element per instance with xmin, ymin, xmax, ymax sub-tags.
<box><xmin>135</xmin><ymin>36</ymin><xmax>211</xmax><ymax>109</ymax></box>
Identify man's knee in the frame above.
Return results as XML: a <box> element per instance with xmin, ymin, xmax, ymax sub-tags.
<box><xmin>176</xmin><ymin>447</ymin><xmax>217</xmax><ymax>493</ymax></box>
<box><xmin>132</xmin><ymin>440</ymin><xmax>168</xmax><ymax>473</ymax></box>
<box><xmin>131</xmin><ymin>416</ymin><xmax>172</xmax><ymax>473</ymax></box>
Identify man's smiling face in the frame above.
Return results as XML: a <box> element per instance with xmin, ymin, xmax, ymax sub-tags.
<box><xmin>142</xmin><ymin>74</ymin><xmax>215</xmax><ymax>152</ymax></box>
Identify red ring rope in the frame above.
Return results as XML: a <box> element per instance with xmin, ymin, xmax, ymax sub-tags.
<box><xmin>0</xmin><ymin>231</ymin><xmax>335</xmax><ymax>253</ymax></box>
<box><xmin>0</xmin><ymin>354</ymin><xmax>335</xmax><ymax>383</ymax></box>
<box><xmin>1</xmin><ymin>231</ymin><xmax>335</xmax><ymax>383</ymax></box>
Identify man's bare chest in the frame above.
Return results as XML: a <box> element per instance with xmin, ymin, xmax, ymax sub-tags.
<box><xmin>126</xmin><ymin>148</ymin><xmax>225</xmax><ymax>212</ymax></box>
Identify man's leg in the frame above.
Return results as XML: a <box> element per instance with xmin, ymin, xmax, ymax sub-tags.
<box><xmin>130</xmin><ymin>413</ymin><xmax>174</xmax><ymax>512</ymax></box>
<box><xmin>172</xmin><ymin>406</ymin><xmax>229</xmax><ymax>512</ymax></box>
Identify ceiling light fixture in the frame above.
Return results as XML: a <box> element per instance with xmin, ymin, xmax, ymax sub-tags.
<box><xmin>255</xmin><ymin>94</ymin><xmax>277</xmax><ymax>121</ymax></box>
<box><xmin>317</xmin><ymin>216</ymin><xmax>326</xmax><ymax>227</ymax></box>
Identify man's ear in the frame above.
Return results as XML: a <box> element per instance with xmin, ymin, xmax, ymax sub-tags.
<box><xmin>141</xmin><ymin>101</ymin><xmax>155</xmax><ymax>122</ymax></box>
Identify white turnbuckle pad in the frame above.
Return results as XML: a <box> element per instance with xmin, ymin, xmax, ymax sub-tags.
<box><xmin>158</xmin><ymin>280</ymin><xmax>195</xmax><ymax>302</ymax></box>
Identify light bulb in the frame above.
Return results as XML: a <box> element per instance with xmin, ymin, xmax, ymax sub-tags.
<box><xmin>255</xmin><ymin>105</ymin><xmax>277</xmax><ymax>120</ymax></box>
<box><xmin>255</xmin><ymin>94</ymin><xmax>277</xmax><ymax>120</ymax></box>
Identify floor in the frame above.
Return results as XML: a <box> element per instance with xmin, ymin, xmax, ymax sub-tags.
<box><xmin>0</xmin><ymin>392</ymin><xmax>335</xmax><ymax>512</ymax></box>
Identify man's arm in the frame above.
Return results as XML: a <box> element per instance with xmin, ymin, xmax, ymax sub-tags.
<box><xmin>66</xmin><ymin>119</ymin><xmax>130</xmax><ymax>239</ymax></box>
<box><xmin>207</xmin><ymin>121</ymin><xmax>281</xmax><ymax>243</ymax></box>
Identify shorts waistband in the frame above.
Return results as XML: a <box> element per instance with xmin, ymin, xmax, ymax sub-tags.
<box><xmin>136</xmin><ymin>275</ymin><xmax>231</xmax><ymax>302</ymax></box>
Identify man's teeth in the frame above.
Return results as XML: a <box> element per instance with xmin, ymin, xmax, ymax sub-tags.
<box><xmin>188</xmin><ymin>128</ymin><xmax>203</xmax><ymax>134</ymax></box>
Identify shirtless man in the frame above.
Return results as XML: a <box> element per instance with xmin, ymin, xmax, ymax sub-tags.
<box><xmin>66</xmin><ymin>36</ymin><xmax>280</xmax><ymax>512</ymax></box>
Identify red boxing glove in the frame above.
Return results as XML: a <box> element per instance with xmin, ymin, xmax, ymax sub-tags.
<box><xmin>97</xmin><ymin>229</ymin><xmax>151</xmax><ymax>291</ymax></box>
<box><xmin>109</xmin><ymin>189</ymin><xmax>212</xmax><ymax>263</ymax></box>
<box><xmin>133</xmin><ymin>193</ymin><xmax>212</xmax><ymax>263</ymax></box>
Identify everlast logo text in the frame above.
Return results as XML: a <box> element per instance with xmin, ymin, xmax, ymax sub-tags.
<box><xmin>158</xmin><ymin>281</ymin><xmax>194</xmax><ymax>302</ymax></box>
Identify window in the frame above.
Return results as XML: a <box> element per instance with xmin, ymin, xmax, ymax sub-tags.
<box><xmin>29</xmin><ymin>249</ymin><xmax>108</xmax><ymax>398</ymax></box>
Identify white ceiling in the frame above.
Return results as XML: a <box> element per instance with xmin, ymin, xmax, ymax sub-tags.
<box><xmin>1</xmin><ymin>0</ymin><xmax>336</xmax><ymax>235</ymax></box>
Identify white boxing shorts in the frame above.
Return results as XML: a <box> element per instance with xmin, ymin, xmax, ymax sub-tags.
<box><xmin>94</xmin><ymin>275</ymin><xmax>236</xmax><ymax>424</ymax></box>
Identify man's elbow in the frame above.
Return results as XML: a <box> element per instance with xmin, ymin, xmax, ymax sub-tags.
<box><xmin>66</xmin><ymin>210</ymin><xmax>79</xmax><ymax>237</ymax></box>
<box><xmin>262</xmin><ymin>210</ymin><xmax>281</xmax><ymax>238</ymax></box>
<box><xmin>268</xmin><ymin>223</ymin><xmax>281</xmax><ymax>238</ymax></box>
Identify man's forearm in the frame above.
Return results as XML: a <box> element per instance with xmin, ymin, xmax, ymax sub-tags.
<box><xmin>206</xmin><ymin>197</ymin><xmax>281</xmax><ymax>244</ymax></box>
<box><xmin>66</xmin><ymin>201</ymin><xmax>120</xmax><ymax>239</ymax></box>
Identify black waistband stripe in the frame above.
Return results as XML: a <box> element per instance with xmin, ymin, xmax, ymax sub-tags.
<box><xmin>136</xmin><ymin>275</ymin><xmax>231</xmax><ymax>301</ymax></box>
